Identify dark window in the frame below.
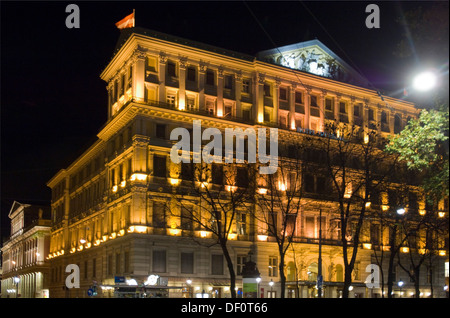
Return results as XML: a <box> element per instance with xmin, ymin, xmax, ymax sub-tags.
<box><xmin>295</xmin><ymin>91</ymin><xmax>303</xmax><ymax>104</ymax></box>
<box><xmin>354</xmin><ymin>103</ymin><xmax>361</xmax><ymax>117</ymax></box>
<box><xmin>242</xmin><ymin>80</ymin><xmax>250</xmax><ymax>93</ymax></box>
<box><xmin>369</xmin><ymin>109</ymin><xmax>375</xmax><ymax>121</ymax></box>
<box><xmin>224</xmin><ymin>75</ymin><xmax>233</xmax><ymax>89</ymax></box>
<box><xmin>339</xmin><ymin>101</ymin><xmax>346</xmax><ymax>113</ymax></box>
<box><xmin>264</xmin><ymin>84</ymin><xmax>271</xmax><ymax>97</ymax></box>
<box><xmin>153</xmin><ymin>250</ymin><xmax>166</xmax><ymax>273</ymax></box>
<box><xmin>156</xmin><ymin>124</ymin><xmax>166</xmax><ymax>139</ymax></box>
<box><xmin>181</xmin><ymin>252</ymin><xmax>194</xmax><ymax>274</ymax></box>
<box><xmin>325</xmin><ymin>99</ymin><xmax>333</xmax><ymax>111</ymax></box>
<box><xmin>181</xmin><ymin>206</ymin><xmax>193</xmax><ymax>230</ymax></box>
<box><xmin>236</xmin><ymin>167</ymin><xmax>249</xmax><ymax>188</ymax></box>
<box><xmin>167</xmin><ymin>61</ymin><xmax>176</xmax><ymax>77</ymax></box>
<box><xmin>187</xmin><ymin>67</ymin><xmax>196</xmax><ymax>82</ymax></box>
<box><xmin>211</xmin><ymin>254</ymin><xmax>224</xmax><ymax>275</ymax></box>
<box><xmin>181</xmin><ymin>162</ymin><xmax>194</xmax><ymax>181</ymax></box>
<box><xmin>153</xmin><ymin>202</ymin><xmax>166</xmax><ymax>228</ymax></box>
<box><xmin>153</xmin><ymin>155</ymin><xmax>166</xmax><ymax>178</ymax></box>
<box><xmin>279</xmin><ymin>87</ymin><xmax>287</xmax><ymax>101</ymax></box>
<box><xmin>243</xmin><ymin>110</ymin><xmax>251</xmax><ymax>122</ymax></box>
<box><xmin>381</xmin><ymin>111</ymin><xmax>387</xmax><ymax>123</ymax></box>
<box><xmin>206</xmin><ymin>70</ymin><xmax>215</xmax><ymax>85</ymax></box>
<box><xmin>310</xmin><ymin>95</ymin><xmax>318</xmax><ymax>107</ymax></box>
<box><xmin>211</xmin><ymin>164</ymin><xmax>223</xmax><ymax>185</ymax></box>
<box><xmin>92</xmin><ymin>258</ymin><xmax>96</xmax><ymax>278</ymax></box>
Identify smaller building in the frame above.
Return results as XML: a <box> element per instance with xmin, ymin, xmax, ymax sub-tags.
<box><xmin>1</xmin><ymin>201</ymin><xmax>51</xmax><ymax>298</ymax></box>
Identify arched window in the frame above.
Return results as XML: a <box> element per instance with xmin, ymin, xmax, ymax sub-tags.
<box><xmin>287</xmin><ymin>262</ymin><xmax>296</xmax><ymax>281</ymax></box>
<box><xmin>307</xmin><ymin>263</ymin><xmax>318</xmax><ymax>281</ymax></box>
<box><xmin>336</xmin><ymin>264</ymin><xmax>344</xmax><ymax>282</ymax></box>
<box><xmin>394</xmin><ymin>114</ymin><xmax>402</xmax><ymax>134</ymax></box>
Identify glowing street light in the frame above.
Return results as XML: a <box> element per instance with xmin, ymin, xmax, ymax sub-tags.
<box><xmin>396</xmin><ymin>208</ymin><xmax>406</xmax><ymax>215</ymax></box>
<box><xmin>412</xmin><ymin>71</ymin><xmax>436</xmax><ymax>92</ymax></box>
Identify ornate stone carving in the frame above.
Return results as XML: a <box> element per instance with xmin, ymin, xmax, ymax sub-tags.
<box><xmin>179</xmin><ymin>56</ymin><xmax>188</xmax><ymax>69</ymax></box>
<box><xmin>159</xmin><ymin>52</ymin><xmax>167</xmax><ymax>64</ymax></box>
<box><xmin>235</xmin><ymin>70</ymin><xmax>242</xmax><ymax>82</ymax></box>
<box><xmin>258</xmin><ymin>73</ymin><xmax>265</xmax><ymax>84</ymax></box>
<box><xmin>199</xmin><ymin>61</ymin><xmax>206</xmax><ymax>73</ymax></box>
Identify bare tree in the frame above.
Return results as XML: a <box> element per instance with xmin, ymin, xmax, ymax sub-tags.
<box><xmin>169</xmin><ymin>160</ymin><xmax>255</xmax><ymax>298</ymax></box>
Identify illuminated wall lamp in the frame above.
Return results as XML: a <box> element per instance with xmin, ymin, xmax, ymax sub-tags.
<box><xmin>258</xmin><ymin>188</ymin><xmax>268</xmax><ymax>195</ymax></box>
<box><xmin>365</xmin><ymin>202</ymin><xmax>372</xmax><ymax>208</ymax></box>
<box><xmin>130</xmin><ymin>173</ymin><xmax>147</xmax><ymax>181</ymax></box>
<box><xmin>227</xmin><ymin>233</ymin><xmax>237</xmax><ymax>240</ymax></box>
<box><xmin>135</xmin><ymin>226</ymin><xmax>147</xmax><ymax>233</ymax></box>
<box><xmin>120</xmin><ymin>180</ymin><xmax>126</xmax><ymax>188</ymax></box>
<box><xmin>85</xmin><ymin>242</ymin><xmax>92</xmax><ymax>249</ymax></box>
<box><xmin>127</xmin><ymin>226</ymin><xmax>135</xmax><ymax>233</ymax></box>
<box><xmin>363</xmin><ymin>243</ymin><xmax>372</xmax><ymax>250</ymax></box>
<box><xmin>438</xmin><ymin>250</ymin><xmax>446</xmax><ymax>256</ymax></box>
<box><xmin>381</xmin><ymin>205</ymin><xmax>389</xmax><ymax>211</ymax></box>
<box><xmin>200</xmin><ymin>231</ymin><xmax>208</xmax><ymax>238</ymax></box>
<box><xmin>401</xmin><ymin>247</ymin><xmax>409</xmax><ymax>253</ymax></box>
<box><xmin>118</xmin><ymin>229</ymin><xmax>125</xmax><ymax>236</ymax></box>
<box><xmin>438</xmin><ymin>212</ymin><xmax>446</xmax><ymax>218</ymax></box>
<box><xmin>168</xmin><ymin>228</ymin><xmax>181</xmax><ymax>236</ymax></box>
<box><xmin>419</xmin><ymin>209</ymin><xmax>426</xmax><ymax>216</ymax></box>
<box><xmin>257</xmin><ymin>235</ymin><xmax>268</xmax><ymax>241</ymax></box>
<box><xmin>109</xmin><ymin>232</ymin><xmax>117</xmax><ymax>239</ymax></box>
<box><xmin>169</xmin><ymin>178</ymin><xmax>180</xmax><ymax>186</ymax></box>
<box><xmin>112</xmin><ymin>185</ymin><xmax>118</xmax><ymax>193</ymax></box>
<box><xmin>226</xmin><ymin>185</ymin><xmax>237</xmax><ymax>192</ymax></box>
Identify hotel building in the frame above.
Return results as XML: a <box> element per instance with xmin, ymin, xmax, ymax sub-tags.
<box><xmin>46</xmin><ymin>27</ymin><xmax>448</xmax><ymax>298</ymax></box>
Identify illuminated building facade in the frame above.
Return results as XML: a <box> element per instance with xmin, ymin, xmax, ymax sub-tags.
<box><xmin>46</xmin><ymin>28</ymin><xmax>448</xmax><ymax>298</ymax></box>
<box><xmin>1</xmin><ymin>201</ymin><xmax>51</xmax><ymax>298</ymax></box>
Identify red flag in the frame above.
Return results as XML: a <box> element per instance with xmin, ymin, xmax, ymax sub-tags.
<box><xmin>115</xmin><ymin>12</ymin><xmax>135</xmax><ymax>29</ymax></box>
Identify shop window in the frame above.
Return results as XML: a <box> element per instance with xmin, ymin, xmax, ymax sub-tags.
<box><xmin>153</xmin><ymin>250</ymin><xmax>167</xmax><ymax>273</ymax></box>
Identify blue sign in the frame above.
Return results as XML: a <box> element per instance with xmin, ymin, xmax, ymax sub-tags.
<box><xmin>115</xmin><ymin>276</ymin><xmax>125</xmax><ymax>284</ymax></box>
<box><xmin>87</xmin><ymin>288</ymin><xmax>94</xmax><ymax>296</ymax></box>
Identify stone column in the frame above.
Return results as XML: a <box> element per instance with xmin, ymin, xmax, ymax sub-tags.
<box><xmin>289</xmin><ymin>83</ymin><xmax>296</xmax><ymax>129</ymax></box>
<box><xmin>363</xmin><ymin>100</ymin><xmax>369</xmax><ymax>141</ymax></box>
<box><xmin>334</xmin><ymin>94</ymin><xmax>341</xmax><ymax>122</ymax></box>
<box><xmin>349</xmin><ymin>96</ymin><xmax>355</xmax><ymax>126</ymax></box>
<box><xmin>235</xmin><ymin>71</ymin><xmax>243</xmax><ymax>118</ymax></box>
<box><xmin>198</xmin><ymin>62</ymin><xmax>206</xmax><ymax>111</ymax></box>
<box><xmin>256</xmin><ymin>73</ymin><xmax>265</xmax><ymax>123</ymax></box>
<box><xmin>273</xmin><ymin>79</ymin><xmax>280</xmax><ymax>125</ymax></box>
<box><xmin>158</xmin><ymin>52</ymin><xmax>167</xmax><ymax>104</ymax></box>
<box><xmin>305</xmin><ymin>87</ymin><xmax>311</xmax><ymax>129</ymax></box>
<box><xmin>133</xmin><ymin>48</ymin><xmax>146</xmax><ymax>103</ymax></box>
<box><xmin>389</xmin><ymin>112</ymin><xmax>395</xmax><ymax>134</ymax></box>
<box><xmin>376</xmin><ymin>105</ymin><xmax>382</xmax><ymax>136</ymax></box>
<box><xmin>178</xmin><ymin>56</ymin><xmax>187</xmax><ymax>110</ymax></box>
<box><xmin>217</xmin><ymin>66</ymin><xmax>224</xmax><ymax>117</ymax></box>
<box><xmin>319</xmin><ymin>90</ymin><xmax>326</xmax><ymax>132</ymax></box>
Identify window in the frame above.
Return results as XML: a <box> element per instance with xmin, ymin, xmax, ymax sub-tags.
<box><xmin>310</xmin><ymin>95</ymin><xmax>318</xmax><ymax>107</ymax></box>
<box><xmin>153</xmin><ymin>202</ymin><xmax>166</xmax><ymax>228</ymax></box>
<box><xmin>167</xmin><ymin>94</ymin><xmax>176</xmax><ymax>106</ymax></box>
<box><xmin>242</xmin><ymin>109</ymin><xmax>251</xmax><ymax>122</ymax></box>
<box><xmin>211</xmin><ymin>164</ymin><xmax>223</xmax><ymax>185</ymax></box>
<box><xmin>279</xmin><ymin>87</ymin><xmax>287</xmax><ymax>101</ymax></box>
<box><xmin>308</xmin><ymin>263</ymin><xmax>318</xmax><ymax>281</ymax></box>
<box><xmin>304</xmin><ymin>174</ymin><xmax>328</xmax><ymax>194</ymax></box>
<box><xmin>305</xmin><ymin>216</ymin><xmax>315</xmax><ymax>238</ymax></box>
<box><xmin>206</xmin><ymin>100</ymin><xmax>215</xmax><ymax>116</ymax></box>
<box><xmin>181</xmin><ymin>162</ymin><xmax>194</xmax><ymax>181</ymax></box>
<box><xmin>264</xmin><ymin>111</ymin><xmax>270</xmax><ymax>122</ymax></box>
<box><xmin>264</xmin><ymin>83</ymin><xmax>271</xmax><ymax>97</ymax></box>
<box><xmin>354</xmin><ymin>103</ymin><xmax>361</xmax><ymax>117</ymax></box>
<box><xmin>124</xmin><ymin>252</ymin><xmax>129</xmax><ymax>273</ymax></box>
<box><xmin>295</xmin><ymin>91</ymin><xmax>303</xmax><ymax>104</ymax></box>
<box><xmin>153</xmin><ymin>155</ymin><xmax>166</xmax><ymax>178</ymax></box>
<box><xmin>242</xmin><ymin>79</ymin><xmax>250</xmax><ymax>94</ymax></box>
<box><xmin>237</xmin><ymin>212</ymin><xmax>247</xmax><ymax>235</ymax></box>
<box><xmin>181</xmin><ymin>252</ymin><xmax>194</xmax><ymax>274</ymax></box>
<box><xmin>108</xmin><ymin>254</ymin><xmax>113</xmax><ymax>275</ymax></box>
<box><xmin>92</xmin><ymin>258</ymin><xmax>96</xmax><ymax>278</ymax></box>
<box><xmin>153</xmin><ymin>250</ymin><xmax>166</xmax><ymax>273</ymax></box>
<box><xmin>269</xmin><ymin>256</ymin><xmax>278</xmax><ymax>277</ymax></box>
<box><xmin>381</xmin><ymin>111</ymin><xmax>388</xmax><ymax>123</ymax></box>
<box><xmin>116</xmin><ymin>253</ymin><xmax>121</xmax><ymax>274</ymax></box>
<box><xmin>370</xmin><ymin>223</ymin><xmax>380</xmax><ymax>245</ymax></box>
<box><xmin>237</xmin><ymin>255</ymin><xmax>246</xmax><ymax>275</ymax></box>
<box><xmin>181</xmin><ymin>206</ymin><xmax>193</xmax><ymax>230</ymax></box>
<box><xmin>211</xmin><ymin>254</ymin><xmax>224</xmax><ymax>275</ymax></box>
<box><xmin>206</xmin><ymin>70</ymin><xmax>215</xmax><ymax>85</ymax></box>
<box><xmin>325</xmin><ymin>99</ymin><xmax>333</xmax><ymax>111</ymax></box>
<box><xmin>339</xmin><ymin>101</ymin><xmax>346</xmax><ymax>113</ymax></box>
<box><xmin>186</xmin><ymin>96</ymin><xmax>196</xmax><ymax>111</ymax></box>
<box><xmin>167</xmin><ymin>61</ymin><xmax>176</xmax><ymax>77</ymax></box>
<box><xmin>335</xmin><ymin>264</ymin><xmax>343</xmax><ymax>282</ymax></box>
<box><xmin>369</xmin><ymin>108</ymin><xmax>375</xmax><ymax>121</ymax></box>
<box><xmin>156</xmin><ymin>124</ymin><xmax>166</xmax><ymax>139</ymax></box>
<box><xmin>187</xmin><ymin>67</ymin><xmax>196</xmax><ymax>82</ymax></box>
<box><xmin>224</xmin><ymin>75</ymin><xmax>233</xmax><ymax>89</ymax></box>
<box><xmin>236</xmin><ymin>167</ymin><xmax>249</xmax><ymax>188</ymax></box>
<box><xmin>224</xmin><ymin>104</ymin><xmax>232</xmax><ymax>118</ymax></box>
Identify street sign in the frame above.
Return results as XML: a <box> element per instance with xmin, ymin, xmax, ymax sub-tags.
<box><xmin>115</xmin><ymin>276</ymin><xmax>125</xmax><ymax>284</ymax></box>
<box><xmin>87</xmin><ymin>288</ymin><xmax>94</xmax><ymax>296</ymax></box>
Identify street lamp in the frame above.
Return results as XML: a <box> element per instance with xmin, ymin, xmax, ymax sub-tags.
<box><xmin>256</xmin><ymin>277</ymin><xmax>261</xmax><ymax>298</ymax></box>
<box><xmin>269</xmin><ymin>279</ymin><xmax>274</xmax><ymax>298</ymax></box>
<box><xmin>412</xmin><ymin>71</ymin><xmax>437</xmax><ymax>92</ymax></box>
<box><xmin>398</xmin><ymin>280</ymin><xmax>404</xmax><ymax>298</ymax></box>
<box><xmin>396</xmin><ymin>208</ymin><xmax>405</xmax><ymax>215</ymax></box>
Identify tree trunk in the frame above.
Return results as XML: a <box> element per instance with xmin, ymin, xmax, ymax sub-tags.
<box><xmin>221</xmin><ymin>241</ymin><xmax>237</xmax><ymax>298</ymax></box>
<box><xmin>342</xmin><ymin>267</ymin><xmax>352</xmax><ymax>298</ymax></box>
<box><xmin>279</xmin><ymin>251</ymin><xmax>286</xmax><ymax>298</ymax></box>
<box><xmin>414</xmin><ymin>268</ymin><xmax>421</xmax><ymax>298</ymax></box>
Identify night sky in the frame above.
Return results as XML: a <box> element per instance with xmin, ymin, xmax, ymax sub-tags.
<box><xmin>0</xmin><ymin>1</ymin><xmax>444</xmax><ymax>241</ymax></box>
